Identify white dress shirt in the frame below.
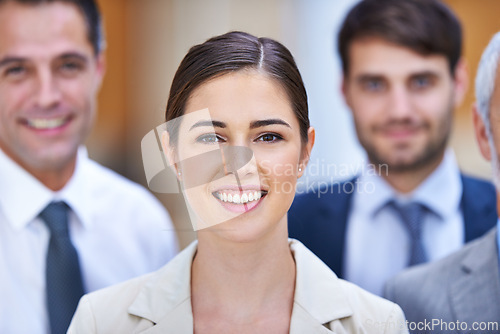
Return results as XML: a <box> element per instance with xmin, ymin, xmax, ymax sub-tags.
<box><xmin>344</xmin><ymin>150</ymin><xmax>464</xmax><ymax>296</ymax></box>
<box><xmin>0</xmin><ymin>147</ymin><xmax>178</xmax><ymax>334</ymax></box>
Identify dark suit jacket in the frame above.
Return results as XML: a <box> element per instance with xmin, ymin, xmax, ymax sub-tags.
<box><xmin>288</xmin><ymin>174</ymin><xmax>497</xmax><ymax>278</ymax></box>
<box><xmin>384</xmin><ymin>227</ymin><xmax>500</xmax><ymax>334</ymax></box>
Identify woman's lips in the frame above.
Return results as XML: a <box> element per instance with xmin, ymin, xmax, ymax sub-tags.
<box><xmin>212</xmin><ymin>189</ymin><xmax>268</xmax><ymax>213</ymax></box>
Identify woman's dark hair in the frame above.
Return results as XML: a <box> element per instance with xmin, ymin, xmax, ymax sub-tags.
<box><xmin>338</xmin><ymin>0</ymin><xmax>462</xmax><ymax>75</ymax></box>
<box><xmin>165</xmin><ymin>31</ymin><xmax>309</xmax><ymax>145</ymax></box>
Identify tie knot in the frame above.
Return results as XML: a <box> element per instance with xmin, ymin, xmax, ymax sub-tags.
<box><xmin>39</xmin><ymin>201</ymin><xmax>69</xmax><ymax>236</ymax></box>
<box><xmin>389</xmin><ymin>200</ymin><xmax>426</xmax><ymax>238</ymax></box>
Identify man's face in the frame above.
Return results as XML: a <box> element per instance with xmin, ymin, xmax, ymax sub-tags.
<box><xmin>0</xmin><ymin>2</ymin><xmax>104</xmax><ymax>175</ymax></box>
<box><xmin>343</xmin><ymin>38</ymin><xmax>466</xmax><ymax>172</ymax></box>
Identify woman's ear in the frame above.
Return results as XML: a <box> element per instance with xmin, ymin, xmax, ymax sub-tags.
<box><xmin>298</xmin><ymin>127</ymin><xmax>315</xmax><ymax>178</ymax></box>
<box><xmin>161</xmin><ymin>131</ymin><xmax>181</xmax><ymax>177</ymax></box>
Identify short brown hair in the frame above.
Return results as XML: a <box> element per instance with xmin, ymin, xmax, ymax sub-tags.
<box><xmin>338</xmin><ymin>0</ymin><xmax>462</xmax><ymax>75</ymax></box>
<box><xmin>165</xmin><ymin>31</ymin><xmax>309</xmax><ymax>145</ymax></box>
<box><xmin>0</xmin><ymin>0</ymin><xmax>103</xmax><ymax>54</ymax></box>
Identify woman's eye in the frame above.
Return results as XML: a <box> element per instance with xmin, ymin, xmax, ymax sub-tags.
<box><xmin>256</xmin><ymin>133</ymin><xmax>283</xmax><ymax>143</ymax></box>
<box><xmin>196</xmin><ymin>133</ymin><xmax>223</xmax><ymax>144</ymax></box>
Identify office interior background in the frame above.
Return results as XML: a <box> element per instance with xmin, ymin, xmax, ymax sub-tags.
<box><xmin>89</xmin><ymin>0</ymin><xmax>500</xmax><ymax>248</ymax></box>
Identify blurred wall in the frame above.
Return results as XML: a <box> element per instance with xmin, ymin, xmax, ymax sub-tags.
<box><xmin>90</xmin><ymin>0</ymin><xmax>500</xmax><ymax>249</ymax></box>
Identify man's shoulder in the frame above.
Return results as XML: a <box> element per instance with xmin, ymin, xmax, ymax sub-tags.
<box><xmin>292</xmin><ymin>177</ymin><xmax>357</xmax><ymax>210</ymax></box>
<box><xmin>84</xmin><ymin>158</ymin><xmax>163</xmax><ymax>208</ymax></box>
<box><xmin>461</xmin><ymin>173</ymin><xmax>495</xmax><ymax>190</ymax></box>
<box><xmin>385</xmin><ymin>227</ymin><xmax>497</xmax><ymax>301</ymax></box>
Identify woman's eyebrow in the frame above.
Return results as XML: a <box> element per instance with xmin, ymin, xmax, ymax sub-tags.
<box><xmin>250</xmin><ymin>119</ymin><xmax>291</xmax><ymax>129</ymax></box>
<box><xmin>189</xmin><ymin>120</ymin><xmax>226</xmax><ymax>130</ymax></box>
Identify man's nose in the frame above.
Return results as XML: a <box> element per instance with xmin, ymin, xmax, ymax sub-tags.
<box><xmin>387</xmin><ymin>85</ymin><xmax>413</xmax><ymax>118</ymax></box>
<box><xmin>35</xmin><ymin>69</ymin><xmax>61</xmax><ymax>109</ymax></box>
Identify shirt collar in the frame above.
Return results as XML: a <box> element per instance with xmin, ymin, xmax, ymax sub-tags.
<box><xmin>355</xmin><ymin>149</ymin><xmax>461</xmax><ymax>220</ymax></box>
<box><xmin>58</xmin><ymin>147</ymin><xmax>93</xmax><ymax>229</ymax></box>
<box><xmin>353</xmin><ymin>164</ymin><xmax>395</xmax><ymax>218</ymax></box>
<box><xmin>0</xmin><ymin>146</ymin><xmax>92</xmax><ymax>230</ymax></box>
<box><xmin>411</xmin><ymin>149</ymin><xmax>462</xmax><ymax>219</ymax></box>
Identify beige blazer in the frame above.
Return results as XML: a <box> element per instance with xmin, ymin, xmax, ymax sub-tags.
<box><xmin>68</xmin><ymin>240</ymin><xmax>407</xmax><ymax>334</ymax></box>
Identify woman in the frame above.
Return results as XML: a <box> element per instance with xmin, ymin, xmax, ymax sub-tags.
<box><xmin>69</xmin><ymin>31</ymin><xmax>407</xmax><ymax>334</ymax></box>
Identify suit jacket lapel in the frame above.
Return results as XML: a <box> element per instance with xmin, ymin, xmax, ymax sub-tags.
<box><xmin>449</xmin><ymin>228</ymin><xmax>500</xmax><ymax>327</ymax></box>
<box><xmin>461</xmin><ymin>175</ymin><xmax>497</xmax><ymax>241</ymax></box>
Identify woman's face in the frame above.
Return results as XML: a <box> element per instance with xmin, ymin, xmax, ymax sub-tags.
<box><xmin>166</xmin><ymin>70</ymin><xmax>313</xmax><ymax>241</ymax></box>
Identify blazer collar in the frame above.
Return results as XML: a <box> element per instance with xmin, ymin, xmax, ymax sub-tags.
<box><xmin>450</xmin><ymin>227</ymin><xmax>500</xmax><ymax>323</ymax></box>
<box><xmin>128</xmin><ymin>240</ymin><xmax>352</xmax><ymax>333</ymax></box>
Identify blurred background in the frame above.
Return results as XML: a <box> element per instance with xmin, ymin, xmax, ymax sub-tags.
<box><xmin>89</xmin><ymin>0</ymin><xmax>500</xmax><ymax>248</ymax></box>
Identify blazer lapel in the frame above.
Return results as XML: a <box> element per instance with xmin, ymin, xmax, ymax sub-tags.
<box><xmin>140</xmin><ymin>300</ymin><xmax>193</xmax><ymax>334</ymax></box>
<box><xmin>127</xmin><ymin>242</ymin><xmax>198</xmax><ymax>333</ymax></box>
<box><xmin>449</xmin><ymin>228</ymin><xmax>500</xmax><ymax>327</ymax></box>
<box><xmin>290</xmin><ymin>240</ymin><xmax>352</xmax><ymax>333</ymax></box>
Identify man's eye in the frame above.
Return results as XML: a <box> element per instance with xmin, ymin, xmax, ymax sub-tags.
<box><xmin>411</xmin><ymin>77</ymin><xmax>431</xmax><ymax>90</ymax></box>
<box><xmin>256</xmin><ymin>133</ymin><xmax>283</xmax><ymax>143</ymax></box>
<box><xmin>60</xmin><ymin>61</ymin><xmax>83</xmax><ymax>74</ymax></box>
<box><xmin>4</xmin><ymin>66</ymin><xmax>26</xmax><ymax>77</ymax></box>
<box><xmin>196</xmin><ymin>133</ymin><xmax>222</xmax><ymax>144</ymax></box>
<box><xmin>363</xmin><ymin>80</ymin><xmax>386</xmax><ymax>92</ymax></box>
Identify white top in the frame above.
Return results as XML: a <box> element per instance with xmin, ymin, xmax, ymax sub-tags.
<box><xmin>344</xmin><ymin>150</ymin><xmax>464</xmax><ymax>296</ymax></box>
<box><xmin>68</xmin><ymin>239</ymin><xmax>408</xmax><ymax>334</ymax></box>
<box><xmin>0</xmin><ymin>147</ymin><xmax>178</xmax><ymax>334</ymax></box>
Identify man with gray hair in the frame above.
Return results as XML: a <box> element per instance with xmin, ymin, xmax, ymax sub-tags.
<box><xmin>384</xmin><ymin>32</ymin><xmax>500</xmax><ymax>333</ymax></box>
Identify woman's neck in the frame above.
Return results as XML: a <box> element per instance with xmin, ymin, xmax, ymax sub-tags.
<box><xmin>191</xmin><ymin>222</ymin><xmax>296</xmax><ymax>328</ymax></box>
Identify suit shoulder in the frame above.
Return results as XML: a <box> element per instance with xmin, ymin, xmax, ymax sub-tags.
<box><xmin>292</xmin><ymin>178</ymin><xmax>356</xmax><ymax>209</ymax></box>
<box><xmin>461</xmin><ymin>173</ymin><xmax>496</xmax><ymax>195</ymax></box>
<box><xmin>385</xmin><ymin>229</ymin><xmax>495</xmax><ymax>303</ymax></box>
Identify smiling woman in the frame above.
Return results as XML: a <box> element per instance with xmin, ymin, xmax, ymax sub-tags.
<box><xmin>68</xmin><ymin>31</ymin><xmax>408</xmax><ymax>334</ymax></box>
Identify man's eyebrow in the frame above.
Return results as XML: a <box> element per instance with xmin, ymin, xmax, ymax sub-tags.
<box><xmin>0</xmin><ymin>52</ymin><xmax>89</xmax><ymax>68</ymax></box>
<box><xmin>355</xmin><ymin>74</ymin><xmax>385</xmax><ymax>82</ymax></box>
<box><xmin>409</xmin><ymin>70</ymin><xmax>440</xmax><ymax>78</ymax></box>
<box><xmin>250</xmin><ymin>119</ymin><xmax>291</xmax><ymax>129</ymax></box>
<box><xmin>59</xmin><ymin>52</ymin><xmax>89</xmax><ymax>62</ymax></box>
<box><xmin>190</xmin><ymin>120</ymin><xmax>226</xmax><ymax>130</ymax></box>
<box><xmin>0</xmin><ymin>57</ymin><xmax>26</xmax><ymax>68</ymax></box>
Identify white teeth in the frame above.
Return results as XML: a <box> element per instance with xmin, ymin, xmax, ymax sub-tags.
<box><xmin>233</xmin><ymin>194</ymin><xmax>241</xmax><ymax>204</ymax></box>
<box><xmin>216</xmin><ymin>191</ymin><xmax>264</xmax><ymax>204</ymax></box>
<box><xmin>241</xmin><ymin>193</ymin><xmax>248</xmax><ymax>203</ymax></box>
<box><xmin>27</xmin><ymin>117</ymin><xmax>66</xmax><ymax>130</ymax></box>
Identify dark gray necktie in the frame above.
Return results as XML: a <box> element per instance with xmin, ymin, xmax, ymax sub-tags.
<box><xmin>389</xmin><ymin>201</ymin><xmax>427</xmax><ymax>266</ymax></box>
<box><xmin>39</xmin><ymin>202</ymin><xmax>84</xmax><ymax>334</ymax></box>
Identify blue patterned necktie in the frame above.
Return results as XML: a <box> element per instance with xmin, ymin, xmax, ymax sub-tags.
<box><xmin>389</xmin><ymin>201</ymin><xmax>428</xmax><ymax>266</ymax></box>
<box><xmin>39</xmin><ymin>202</ymin><xmax>84</xmax><ymax>334</ymax></box>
